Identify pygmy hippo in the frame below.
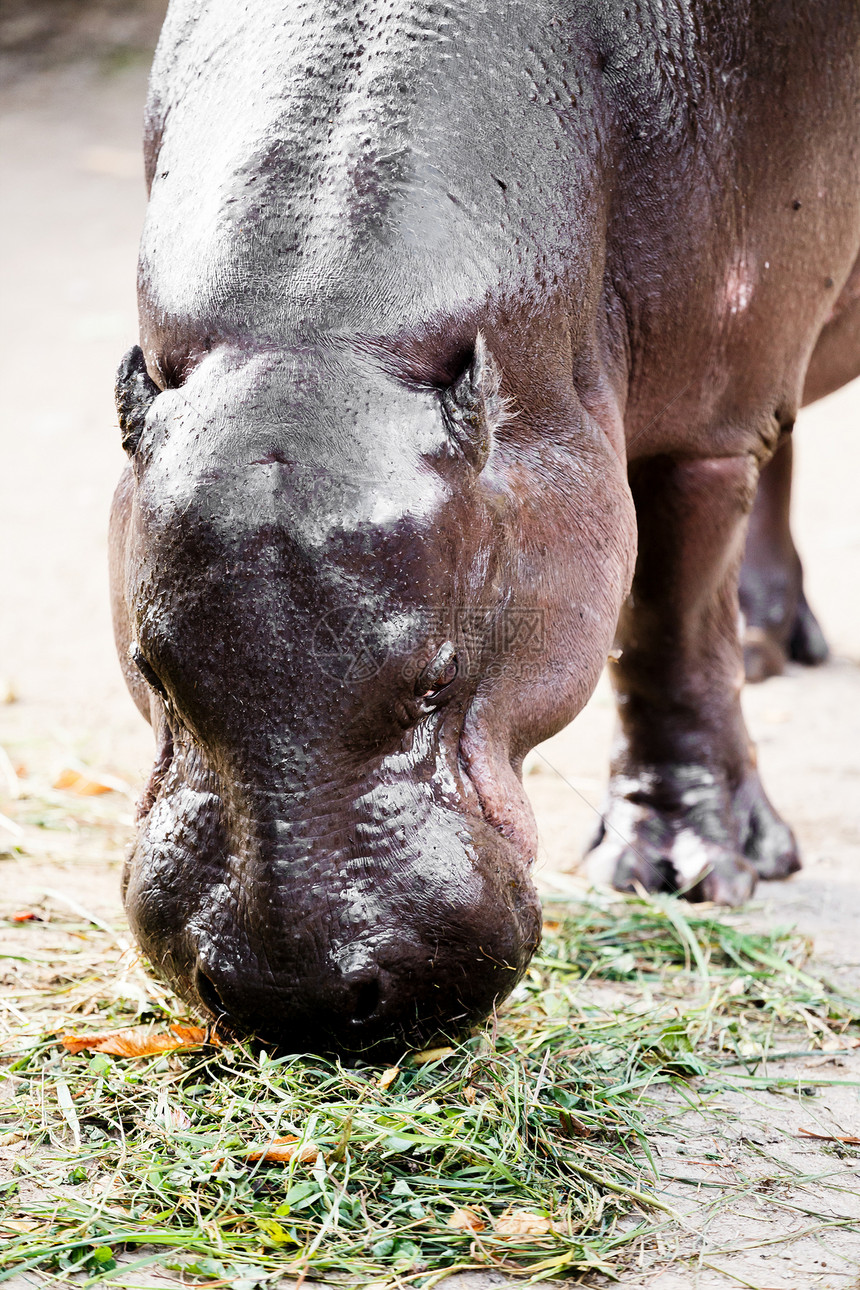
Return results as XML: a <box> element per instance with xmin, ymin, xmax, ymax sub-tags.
<box><xmin>110</xmin><ymin>0</ymin><xmax>860</xmax><ymax>1055</ymax></box>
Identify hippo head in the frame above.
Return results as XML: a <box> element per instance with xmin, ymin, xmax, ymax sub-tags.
<box><xmin>110</xmin><ymin>335</ymin><xmax>632</xmax><ymax>1055</ymax></box>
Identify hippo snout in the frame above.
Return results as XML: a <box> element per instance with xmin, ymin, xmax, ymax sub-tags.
<box><xmin>124</xmin><ymin>766</ymin><xmax>542</xmax><ymax>1056</ymax></box>
<box><xmin>191</xmin><ymin>943</ymin><xmax>444</xmax><ymax>1054</ymax></box>
<box><xmin>182</xmin><ymin>902</ymin><xmax>534</xmax><ymax>1055</ymax></box>
<box><xmin>193</xmin><ymin>961</ymin><xmax>389</xmax><ymax>1043</ymax></box>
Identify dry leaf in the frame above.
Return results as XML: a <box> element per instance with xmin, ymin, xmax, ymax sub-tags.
<box><xmin>245</xmin><ymin>1135</ymin><xmax>320</xmax><ymax>1165</ymax></box>
<box><xmin>378</xmin><ymin>1066</ymin><xmax>400</xmax><ymax>1089</ymax></box>
<box><xmin>798</xmin><ymin>1127</ymin><xmax>860</xmax><ymax>1145</ymax></box>
<box><xmin>494</xmin><ymin>1209</ymin><xmax>552</xmax><ymax>1238</ymax></box>
<box><xmin>462</xmin><ymin>1084</ymin><xmax>477</xmax><ymax>1105</ymax></box>
<box><xmin>0</xmin><ymin>1131</ymin><xmax>26</xmax><ymax>1148</ymax></box>
<box><xmin>559</xmin><ymin>1111</ymin><xmax>593</xmax><ymax>1138</ymax></box>
<box><xmin>53</xmin><ymin>767</ymin><xmax>128</xmax><ymax>796</ymax></box>
<box><xmin>411</xmin><ymin>1045</ymin><xmax>455</xmax><ymax>1066</ymax></box>
<box><xmin>61</xmin><ymin>1024</ymin><xmax>213</xmax><ymax>1057</ymax></box>
<box><xmin>448</xmin><ymin>1207</ymin><xmax>485</xmax><ymax>1232</ymax></box>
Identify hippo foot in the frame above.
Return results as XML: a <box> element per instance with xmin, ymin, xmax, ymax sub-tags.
<box><xmin>729</xmin><ymin>767</ymin><xmax>801</xmax><ymax>880</ymax></box>
<box><xmin>586</xmin><ymin>763</ymin><xmax>800</xmax><ymax>905</ymax></box>
<box><xmin>743</xmin><ymin>591</ymin><xmax>829</xmax><ymax>683</ymax></box>
<box><xmin>787</xmin><ymin>590</ymin><xmax>830</xmax><ymax>667</ymax></box>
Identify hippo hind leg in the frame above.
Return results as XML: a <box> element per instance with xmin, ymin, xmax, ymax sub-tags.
<box><xmin>587</xmin><ymin>452</ymin><xmax>799</xmax><ymax>906</ymax></box>
<box><xmin>741</xmin><ymin>258</ymin><xmax>860</xmax><ymax>682</ymax></box>
<box><xmin>739</xmin><ymin>432</ymin><xmax>829</xmax><ymax>683</ymax></box>
<box><xmin>741</xmin><ymin>256</ymin><xmax>860</xmax><ymax>681</ymax></box>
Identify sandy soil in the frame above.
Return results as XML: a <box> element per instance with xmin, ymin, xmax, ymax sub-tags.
<box><xmin>1</xmin><ymin>41</ymin><xmax>858</xmax><ymax>1290</ymax></box>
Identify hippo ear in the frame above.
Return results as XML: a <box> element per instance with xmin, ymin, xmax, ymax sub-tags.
<box><xmin>440</xmin><ymin>333</ymin><xmax>509</xmax><ymax>472</ymax></box>
<box><xmin>115</xmin><ymin>345</ymin><xmax>160</xmax><ymax>455</ymax></box>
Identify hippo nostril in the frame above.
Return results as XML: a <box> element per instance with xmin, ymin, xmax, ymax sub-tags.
<box><xmin>351</xmin><ymin>977</ymin><xmax>381</xmax><ymax>1021</ymax></box>
<box><xmin>195</xmin><ymin>966</ymin><xmax>226</xmax><ymax>1018</ymax></box>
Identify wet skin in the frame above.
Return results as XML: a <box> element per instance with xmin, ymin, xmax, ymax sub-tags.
<box><xmin>111</xmin><ymin>0</ymin><xmax>860</xmax><ymax>1054</ymax></box>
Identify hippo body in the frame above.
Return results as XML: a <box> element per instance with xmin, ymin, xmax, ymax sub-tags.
<box><xmin>111</xmin><ymin>0</ymin><xmax>860</xmax><ymax>1054</ymax></box>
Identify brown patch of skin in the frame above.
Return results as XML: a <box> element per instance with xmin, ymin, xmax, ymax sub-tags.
<box><xmin>111</xmin><ymin>0</ymin><xmax>860</xmax><ymax>1052</ymax></box>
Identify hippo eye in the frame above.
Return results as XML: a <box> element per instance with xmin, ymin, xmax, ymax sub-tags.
<box><xmin>415</xmin><ymin>641</ymin><xmax>459</xmax><ymax>704</ymax></box>
<box><xmin>129</xmin><ymin>643</ymin><xmax>168</xmax><ymax>699</ymax></box>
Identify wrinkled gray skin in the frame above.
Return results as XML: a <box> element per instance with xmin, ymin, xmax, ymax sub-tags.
<box><xmin>110</xmin><ymin>0</ymin><xmax>860</xmax><ymax>1055</ymax></box>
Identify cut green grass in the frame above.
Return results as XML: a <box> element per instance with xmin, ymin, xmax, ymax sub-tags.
<box><xmin>1</xmin><ymin>887</ymin><xmax>858</xmax><ymax>1288</ymax></box>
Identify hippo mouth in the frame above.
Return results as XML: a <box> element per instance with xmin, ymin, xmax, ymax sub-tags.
<box><xmin>135</xmin><ymin>716</ymin><xmax>174</xmax><ymax>824</ymax></box>
<box><xmin>124</xmin><ymin>712</ymin><xmax>542</xmax><ymax>1056</ymax></box>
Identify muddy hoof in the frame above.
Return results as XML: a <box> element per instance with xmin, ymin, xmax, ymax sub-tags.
<box><xmin>585</xmin><ymin>768</ymin><xmax>759</xmax><ymax>907</ymax></box>
<box><xmin>732</xmin><ymin>769</ymin><xmax>801</xmax><ymax>879</ymax></box>
<box><xmin>590</xmin><ymin>836</ymin><xmax>757</xmax><ymax>905</ymax></box>
<box><xmin>787</xmin><ymin>591</ymin><xmax>829</xmax><ymax>667</ymax></box>
<box><xmin>743</xmin><ymin>593</ymin><xmax>829</xmax><ymax>683</ymax></box>
<box><xmin>588</xmin><ymin>826</ymin><xmax>758</xmax><ymax>905</ymax></box>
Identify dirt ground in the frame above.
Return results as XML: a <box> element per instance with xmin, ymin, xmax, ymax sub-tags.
<box><xmin>1</xmin><ymin>35</ymin><xmax>859</xmax><ymax>1290</ymax></box>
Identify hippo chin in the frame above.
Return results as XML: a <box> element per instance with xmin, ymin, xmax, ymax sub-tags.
<box><xmin>111</xmin><ymin>0</ymin><xmax>860</xmax><ymax>1054</ymax></box>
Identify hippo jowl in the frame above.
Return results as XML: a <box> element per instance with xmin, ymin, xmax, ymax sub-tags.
<box><xmin>109</xmin><ymin>1</ymin><xmax>860</xmax><ymax>1055</ymax></box>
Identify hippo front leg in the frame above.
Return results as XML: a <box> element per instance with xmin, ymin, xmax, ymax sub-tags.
<box><xmin>587</xmin><ymin>453</ymin><xmax>800</xmax><ymax>905</ymax></box>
